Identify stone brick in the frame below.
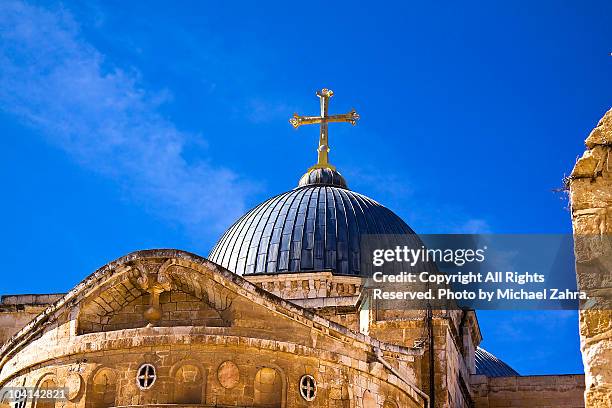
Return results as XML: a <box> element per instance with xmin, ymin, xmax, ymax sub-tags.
<box><xmin>570</xmin><ymin>107</ymin><xmax>612</xmax><ymax>408</ymax></box>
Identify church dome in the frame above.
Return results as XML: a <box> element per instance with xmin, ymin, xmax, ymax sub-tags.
<box><xmin>210</xmin><ymin>88</ymin><xmax>417</xmax><ymax>276</ymax></box>
<box><xmin>209</xmin><ymin>168</ymin><xmax>415</xmax><ymax>276</ymax></box>
<box><xmin>475</xmin><ymin>347</ymin><xmax>519</xmax><ymax>377</ymax></box>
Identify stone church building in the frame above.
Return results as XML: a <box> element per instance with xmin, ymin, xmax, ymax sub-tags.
<box><xmin>0</xmin><ymin>90</ymin><xmax>607</xmax><ymax>408</ymax></box>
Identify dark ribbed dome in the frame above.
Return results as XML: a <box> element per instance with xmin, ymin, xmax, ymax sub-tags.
<box><xmin>475</xmin><ymin>347</ymin><xmax>519</xmax><ymax>377</ymax></box>
<box><xmin>298</xmin><ymin>168</ymin><xmax>348</xmax><ymax>189</ymax></box>
<box><xmin>209</xmin><ymin>180</ymin><xmax>415</xmax><ymax>276</ymax></box>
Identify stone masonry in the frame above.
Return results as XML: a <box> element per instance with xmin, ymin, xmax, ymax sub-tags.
<box><xmin>0</xmin><ymin>250</ymin><xmax>426</xmax><ymax>408</ymax></box>
<box><xmin>569</xmin><ymin>107</ymin><xmax>612</xmax><ymax>407</ymax></box>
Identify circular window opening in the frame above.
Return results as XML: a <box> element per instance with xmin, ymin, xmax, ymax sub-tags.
<box><xmin>136</xmin><ymin>364</ymin><xmax>157</xmax><ymax>390</ymax></box>
<box><xmin>299</xmin><ymin>375</ymin><xmax>316</xmax><ymax>401</ymax></box>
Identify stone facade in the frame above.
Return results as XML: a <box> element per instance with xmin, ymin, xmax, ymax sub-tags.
<box><xmin>471</xmin><ymin>374</ymin><xmax>585</xmax><ymax>407</ymax></box>
<box><xmin>249</xmin><ymin>274</ymin><xmax>481</xmax><ymax>407</ymax></box>
<box><xmin>0</xmin><ymin>250</ymin><xmax>426</xmax><ymax>408</ymax></box>
<box><xmin>569</xmin><ymin>108</ymin><xmax>612</xmax><ymax>408</ymax></box>
<box><xmin>368</xmin><ymin>309</ymin><xmax>478</xmax><ymax>408</ymax></box>
<box><xmin>0</xmin><ymin>294</ymin><xmax>63</xmax><ymax>345</ymax></box>
<box><xmin>0</xmin><ymin>246</ymin><xmax>590</xmax><ymax>407</ymax></box>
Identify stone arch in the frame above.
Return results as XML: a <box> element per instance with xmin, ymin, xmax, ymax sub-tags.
<box><xmin>253</xmin><ymin>367</ymin><xmax>284</xmax><ymax>408</ymax></box>
<box><xmin>169</xmin><ymin>360</ymin><xmax>205</xmax><ymax>404</ymax></box>
<box><xmin>383</xmin><ymin>399</ymin><xmax>399</xmax><ymax>408</ymax></box>
<box><xmin>86</xmin><ymin>367</ymin><xmax>117</xmax><ymax>408</ymax></box>
<box><xmin>77</xmin><ymin>261</ymin><xmax>234</xmax><ymax>334</ymax></box>
<box><xmin>34</xmin><ymin>374</ymin><xmax>58</xmax><ymax>408</ymax></box>
<box><xmin>362</xmin><ymin>390</ymin><xmax>376</xmax><ymax>408</ymax></box>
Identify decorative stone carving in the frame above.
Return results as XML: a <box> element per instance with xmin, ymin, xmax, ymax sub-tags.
<box><xmin>65</xmin><ymin>372</ymin><xmax>83</xmax><ymax>401</ymax></box>
<box><xmin>217</xmin><ymin>361</ymin><xmax>239</xmax><ymax>389</ymax></box>
<box><xmin>131</xmin><ymin>260</ymin><xmax>174</xmax><ymax>325</ymax></box>
<box><xmin>299</xmin><ymin>375</ymin><xmax>316</xmax><ymax>401</ymax></box>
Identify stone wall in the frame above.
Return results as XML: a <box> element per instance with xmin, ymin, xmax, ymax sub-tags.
<box><xmin>1</xmin><ymin>342</ymin><xmax>422</xmax><ymax>408</ymax></box>
<box><xmin>247</xmin><ymin>272</ymin><xmax>362</xmax><ymax>301</ymax></box>
<box><xmin>79</xmin><ymin>290</ymin><xmax>228</xmax><ymax>333</ymax></box>
<box><xmin>471</xmin><ymin>374</ymin><xmax>585</xmax><ymax>407</ymax></box>
<box><xmin>0</xmin><ymin>294</ymin><xmax>62</xmax><ymax>345</ymax></box>
<box><xmin>569</xmin><ymin>108</ymin><xmax>612</xmax><ymax>407</ymax></box>
<box><xmin>247</xmin><ymin>272</ymin><xmax>364</xmax><ymax>333</ymax></box>
<box><xmin>369</xmin><ymin>309</ymin><xmax>479</xmax><ymax>408</ymax></box>
<box><xmin>0</xmin><ymin>251</ymin><xmax>427</xmax><ymax>408</ymax></box>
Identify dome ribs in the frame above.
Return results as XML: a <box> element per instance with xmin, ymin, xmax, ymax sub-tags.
<box><xmin>313</xmin><ymin>187</ymin><xmax>327</xmax><ymax>271</ymax></box>
<box><xmin>299</xmin><ymin>186</ymin><xmax>320</xmax><ymax>270</ymax></box>
<box><xmin>259</xmin><ymin>190</ymin><xmax>295</xmax><ymax>274</ymax></box>
<box><xmin>239</xmin><ymin>193</ymin><xmax>284</xmax><ymax>274</ymax></box>
<box><xmin>214</xmin><ymin>198</ymin><xmax>267</xmax><ymax>270</ymax></box>
<box><xmin>332</xmin><ymin>187</ymin><xmax>350</xmax><ymax>275</ymax></box>
<box><xmin>338</xmin><ymin>189</ymin><xmax>362</xmax><ymax>275</ymax></box>
<box><xmin>324</xmin><ymin>186</ymin><xmax>338</xmax><ymax>272</ymax></box>
<box><xmin>276</xmin><ymin>188</ymin><xmax>308</xmax><ymax>272</ymax></box>
<box><xmin>208</xmin><ymin>186</ymin><xmax>417</xmax><ymax>277</ymax></box>
<box><xmin>475</xmin><ymin>347</ymin><xmax>519</xmax><ymax>377</ymax></box>
<box><xmin>287</xmin><ymin>188</ymin><xmax>313</xmax><ymax>272</ymax></box>
<box><xmin>249</xmin><ymin>196</ymin><xmax>284</xmax><ymax>274</ymax></box>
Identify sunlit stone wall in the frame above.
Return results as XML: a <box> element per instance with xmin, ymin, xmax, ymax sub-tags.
<box><xmin>569</xmin><ymin>108</ymin><xmax>612</xmax><ymax>408</ymax></box>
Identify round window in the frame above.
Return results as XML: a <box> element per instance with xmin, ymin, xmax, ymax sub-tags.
<box><xmin>136</xmin><ymin>364</ymin><xmax>157</xmax><ymax>390</ymax></box>
<box><xmin>299</xmin><ymin>375</ymin><xmax>316</xmax><ymax>401</ymax></box>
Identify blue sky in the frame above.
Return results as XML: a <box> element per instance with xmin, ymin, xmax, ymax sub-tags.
<box><xmin>1</xmin><ymin>0</ymin><xmax>610</xmax><ymax>375</ymax></box>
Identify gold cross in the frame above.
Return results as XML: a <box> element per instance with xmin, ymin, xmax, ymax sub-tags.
<box><xmin>290</xmin><ymin>88</ymin><xmax>359</xmax><ymax>170</ymax></box>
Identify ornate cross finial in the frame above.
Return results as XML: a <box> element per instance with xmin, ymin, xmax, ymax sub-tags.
<box><xmin>290</xmin><ymin>88</ymin><xmax>359</xmax><ymax>170</ymax></box>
